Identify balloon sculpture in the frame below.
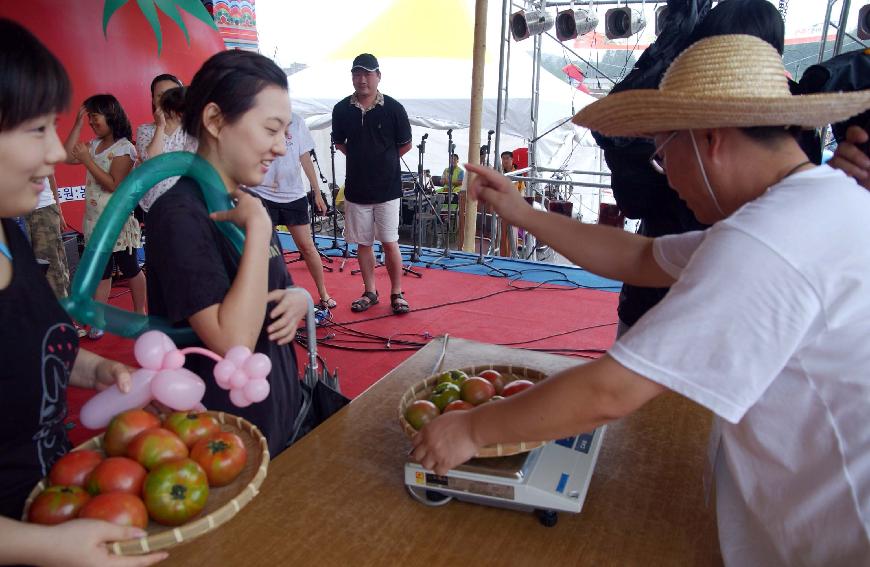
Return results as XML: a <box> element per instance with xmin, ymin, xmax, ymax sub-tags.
<box><xmin>62</xmin><ymin>152</ymin><xmax>245</xmax><ymax>345</ymax></box>
<box><xmin>80</xmin><ymin>330</ymin><xmax>271</xmax><ymax>430</ymax></box>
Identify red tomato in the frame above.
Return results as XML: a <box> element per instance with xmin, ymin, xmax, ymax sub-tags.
<box><xmin>78</xmin><ymin>493</ymin><xmax>148</xmax><ymax>529</ymax></box>
<box><xmin>190</xmin><ymin>432</ymin><xmax>248</xmax><ymax>487</ymax></box>
<box><xmin>103</xmin><ymin>410</ymin><xmax>161</xmax><ymax>457</ymax></box>
<box><xmin>404</xmin><ymin>400</ymin><xmax>440</xmax><ymax>430</ymax></box>
<box><xmin>143</xmin><ymin>459</ymin><xmax>209</xmax><ymax>526</ymax></box>
<box><xmin>27</xmin><ymin>486</ymin><xmax>90</xmax><ymax>525</ymax></box>
<box><xmin>443</xmin><ymin>400</ymin><xmax>475</xmax><ymax>413</ymax></box>
<box><xmin>49</xmin><ymin>450</ymin><xmax>103</xmax><ymax>487</ymax></box>
<box><xmin>85</xmin><ymin>457</ymin><xmax>147</xmax><ymax>496</ymax></box>
<box><xmin>127</xmin><ymin>428</ymin><xmax>188</xmax><ymax>470</ymax></box>
<box><xmin>460</xmin><ymin>377</ymin><xmax>496</xmax><ymax>405</ymax></box>
<box><xmin>502</xmin><ymin>379</ymin><xmax>535</xmax><ymax>397</ymax></box>
<box><xmin>479</xmin><ymin>369</ymin><xmax>507</xmax><ymax>395</ymax></box>
<box><xmin>163</xmin><ymin>412</ymin><xmax>221</xmax><ymax>448</ymax></box>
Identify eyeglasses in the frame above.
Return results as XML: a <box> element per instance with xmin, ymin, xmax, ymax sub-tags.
<box><xmin>649</xmin><ymin>131</ymin><xmax>678</xmax><ymax>175</ymax></box>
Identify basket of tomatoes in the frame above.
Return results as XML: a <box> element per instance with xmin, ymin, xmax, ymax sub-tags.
<box><xmin>22</xmin><ymin>409</ymin><xmax>268</xmax><ymax>555</ymax></box>
<box><xmin>398</xmin><ymin>364</ymin><xmax>547</xmax><ymax>458</ymax></box>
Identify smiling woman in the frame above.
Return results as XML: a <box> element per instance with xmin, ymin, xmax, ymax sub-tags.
<box><xmin>145</xmin><ymin>50</ymin><xmax>309</xmax><ymax>457</ymax></box>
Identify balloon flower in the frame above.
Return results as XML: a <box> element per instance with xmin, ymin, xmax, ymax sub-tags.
<box><xmin>80</xmin><ymin>330</ymin><xmax>271</xmax><ymax>429</ymax></box>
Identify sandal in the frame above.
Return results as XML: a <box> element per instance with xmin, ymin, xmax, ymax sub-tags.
<box><xmin>351</xmin><ymin>291</ymin><xmax>379</xmax><ymax>313</ymax></box>
<box><xmin>391</xmin><ymin>292</ymin><xmax>410</xmax><ymax>315</ymax></box>
<box><xmin>318</xmin><ymin>297</ymin><xmax>338</xmax><ymax>309</ymax></box>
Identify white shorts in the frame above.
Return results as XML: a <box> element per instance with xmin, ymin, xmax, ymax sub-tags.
<box><xmin>343</xmin><ymin>198</ymin><xmax>400</xmax><ymax>246</ymax></box>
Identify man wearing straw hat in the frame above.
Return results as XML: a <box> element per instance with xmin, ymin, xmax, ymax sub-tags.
<box><xmin>411</xmin><ymin>35</ymin><xmax>870</xmax><ymax>565</ymax></box>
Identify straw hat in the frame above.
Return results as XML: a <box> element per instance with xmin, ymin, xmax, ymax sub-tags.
<box><xmin>572</xmin><ymin>34</ymin><xmax>870</xmax><ymax>137</ymax></box>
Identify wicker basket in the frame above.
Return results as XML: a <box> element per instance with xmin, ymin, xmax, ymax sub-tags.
<box><xmin>398</xmin><ymin>364</ymin><xmax>548</xmax><ymax>458</ymax></box>
<box><xmin>22</xmin><ymin>411</ymin><xmax>269</xmax><ymax>556</ymax></box>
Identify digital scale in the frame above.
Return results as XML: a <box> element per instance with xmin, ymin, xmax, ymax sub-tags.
<box><xmin>405</xmin><ymin>426</ymin><xmax>606</xmax><ymax>526</ymax></box>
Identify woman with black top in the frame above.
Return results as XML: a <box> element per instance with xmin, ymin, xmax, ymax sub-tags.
<box><xmin>145</xmin><ymin>50</ymin><xmax>307</xmax><ymax>457</ymax></box>
<box><xmin>0</xmin><ymin>19</ymin><xmax>166</xmax><ymax>567</ymax></box>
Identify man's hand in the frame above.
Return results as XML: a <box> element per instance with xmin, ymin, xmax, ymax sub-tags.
<box><xmin>830</xmin><ymin>125</ymin><xmax>870</xmax><ymax>190</ymax></box>
<box><xmin>265</xmin><ymin>288</ymin><xmax>307</xmax><ymax>345</ymax></box>
<box><xmin>466</xmin><ymin>162</ymin><xmax>533</xmax><ymax>227</ymax></box>
<box><xmin>410</xmin><ymin>410</ymin><xmax>482</xmax><ymax>476</ymax></box>
<box><xmin>314</xmin><ymin>192</ymin><xmax>328</xmax><ymax>215</ymax></box>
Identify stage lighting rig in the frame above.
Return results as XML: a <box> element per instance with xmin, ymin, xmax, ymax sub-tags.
<box><xmin>654</xmin><ymin>5</ymin><xmax>669</xmax><ymax>37</ymax></box>
<box><xmin>604</xmin><ymin>6</ymin><xmax>646</xmax><ymax>40</ymax></box>
<box><xmin>858</xmin><ymin>4</ymin><xmax>869</xmax><ymax>40</ymax></box>
<box><xmin>555</xmin><ymin>7</ymin><xmax>599</xmax><ymax>41</ymax></box>
<box><xmin>511</xmin><ymin>9</ymin><xmax>555</xmax><ymax>41</ymax></box>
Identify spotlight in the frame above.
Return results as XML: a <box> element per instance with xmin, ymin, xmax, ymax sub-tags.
<box><xmin>604</xmin><ymin>7</ymin><xmax>646</xmax><ymax>40</ymax></box>
<box><xmin>510</xmin><ymin>9</ymin><xmax>554</xmax><ymax>42</ymax></box>
<box><xmin>555</xmin><ymin>8</ymin><xmax>599</xmax><ymax>41</ymax></box>
<box><xmin>654</xmin><ymin>6</ymin><xmax>669</xmax><ymax>37</ymax></box>
<box><xmin>858</xmin><ymin>5</ymin><xmax>870</xmax><ymax>40</ymax></box>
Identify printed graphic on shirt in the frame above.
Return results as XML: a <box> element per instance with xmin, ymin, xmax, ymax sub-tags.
<box><xmin>33</xmin><ymin>323</ymin><xmax>76</xmax><ymax>475</ymax></box>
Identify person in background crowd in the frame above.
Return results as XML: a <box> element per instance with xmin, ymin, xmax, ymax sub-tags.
<box><xmin>64</xmin><ymin>94</ymin><xmax>145</xmax><ymax>339</ymax></box>
<box><xmin>438</xmin><ymin>153</ymin><xmax>464</xmax><ymax>194</ymax></box>
<box><xmin>0</xmin><ymin>18</ymin><xmax>166</xmax><ymax>567</ymax></box>
<box><xmin>331</xmin><ymin>53</ymin><xmax>413</xmax><ymax>315</ymax></box>
<box><xmin>413</xmin><ymin>35</ymin><xmax>870</xmax><ymax>566</ymax></box>
<box><xmin>249</xmin><ymin>111</ymin><xmax>336</xmax><ymax>309</ymax></box>
<box><xmin>135</xmin><ymin>85</ymin><xmax>198</xmax><ymax>212</ymax></box>
<box><xmin>145</xmin><ymin>49</ymin><xmax>308</xmax><ymax>457</ymax></box>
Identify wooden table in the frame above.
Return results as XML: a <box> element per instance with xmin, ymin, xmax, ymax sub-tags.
<box><xmin>162</xmin><ymin>338</ymin><xmax>721</xmax><ymax>566</ymax></box>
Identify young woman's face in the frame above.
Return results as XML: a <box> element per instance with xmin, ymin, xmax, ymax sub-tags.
<box><xmin>88</xmin><ymin>111</ymin><xmax>111</xmax><ymax>138</ymax></box>
<box><xmin>0</xmin><ymin>113</ymin><xmax>66</xmax><ymax>217</ymax></box>
<box><xmin>213</xmin><ymin>85</ymin><xmax>291</xmax><ymax>188</ymax></box>
<box><xmin>152</xmin><ymin>79</ymin><xmax>179</xmax><ymax>112</ymax></box>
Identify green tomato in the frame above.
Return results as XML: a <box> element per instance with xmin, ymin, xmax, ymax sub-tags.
<box><xmin>143</xmin><ymin>458</ymin><xmax>209</xmax><ymax>526</ymax></box>
<box><xmin>429</xmin><ymin>382</ymin><xmax>461</xmax><ymax>411</ymax></box>
<box><xmin>436</xmin><ymin>369</ymin><xmax>468</xmax><ymax>388</ymax></box>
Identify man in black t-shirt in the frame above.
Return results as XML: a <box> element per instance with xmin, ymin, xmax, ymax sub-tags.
<box><xmin>332</xmin><ymin>53</ymin><xmax>413</xmax><ymax>315</ymax></box>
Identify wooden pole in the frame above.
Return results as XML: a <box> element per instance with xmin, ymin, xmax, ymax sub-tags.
<box><xmin>461</xmin><ymin>0</ymin><xmax>488</xmax><ymax>252</ymax></box>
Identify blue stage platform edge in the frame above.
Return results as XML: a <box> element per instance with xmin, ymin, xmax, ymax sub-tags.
<box><xmin>278</xmin><ymin>233</ymin><xmax>622</xmax><ymax>292</ymax></box>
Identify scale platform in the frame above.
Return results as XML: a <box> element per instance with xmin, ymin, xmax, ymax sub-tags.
<box><xmin>405</xmin><ymin>427</ymin><xmax>605</xmax><ymax>526</ymax></box>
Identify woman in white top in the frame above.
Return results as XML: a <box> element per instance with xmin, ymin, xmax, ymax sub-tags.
<box><xmin>135</xmin><ymin>86</ymin><xmax>198</xmax><ymax>211</ymax></box>
<box><xmin>64</xmin><ymin>94</ymin><xmax>145</xmax><ymax>339</ymax></box>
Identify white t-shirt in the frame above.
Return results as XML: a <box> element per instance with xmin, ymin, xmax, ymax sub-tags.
<box><xmin>249</xmin><ymin>113</ymin><xmax>315</xmax><ymax>203</ymax></box>
<box><xmin>35</xmin><ymin>178</ymin><xmax>55</xmax><ymax>209</ymax></box>
<box><xmin>135</xmin><ymin>123</ymin><xmax>199</xmax><ymax>212</ymax></box>
<box><xmin>610</xmin><ymin>165</ymin><xmax>870</xmax><ymax>566</ymax></box>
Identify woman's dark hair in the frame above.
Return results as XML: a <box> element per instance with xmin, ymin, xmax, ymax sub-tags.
<box><xmin>690</xmin><ymin>0</ymin><xmax>785</xmax><ymax>55</ymax></box>
<box><xmin>183</xmin><ymin>50</ymin><xmax>288</xmax><ymax>139</ymax></box>
<box><xmin>159</xmin><ymin>86</ymin><xmax>186</xmax><ymax>118</ymax></box>
<box><xmin>83</xmin><ymin>94</ymin><xmax>133</xmax><ymax>142</ymax></box>
<box><xmin>150</xmin><ymin>73</ymin><xmax>183</xmax><ymax>96</ymax></box>
<box><xmin>0</xmin><ymin>19</ymin><xmax>71</xmax><ymax>132</ymax></box>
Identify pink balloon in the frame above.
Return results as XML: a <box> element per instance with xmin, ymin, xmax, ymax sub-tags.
<box><xmin>242</xmin><ymin>353</ymin><xmax>271</xmax><ymax>380</ymax></box>
<box><xmin>243</xmin><ymin>378</ymin><xmax>270</xmax><ymax>403</ymax></box>
<box><xmin>162</xmin><ymin>350</ymin><xmax>185</xmax><ymax>370</ymax></box>
<box><xmin>229</xmin><ymin>370</ymin><xmax>248</xmax><ymax>389</ymax></box>
<box><xmin>79</xmin><ymin>369</ymin><xmax>156</xmax><ymax>429</ymax></box>
<box><xmin>151</xmin><ymin>369</ymin><xmax>206</xmax><ymax>411</ymax></box>
<box><xmin>229</xmin><ymin>388</ymin><xmax>252</xmax><ymax>408</ymax></box>
<box><xmin>213</xmin><ymin>360</ymin><xmax>235</xmax><ymax>389</ymax></box>
<box><xmin>134</xmin><ymin>331</ymin><xmax>176</xmax><ymax>370</ymax></box>
<box><xmin>225</xmin><ymin>346</ymin><xmax>251</xmax><ymax>366</ymax></box>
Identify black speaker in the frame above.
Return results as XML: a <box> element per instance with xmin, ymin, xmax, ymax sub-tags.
<box><xmin>62</xmin><ymin>231</ymin><xmax>80</xmax><ymax>280</ymax></box>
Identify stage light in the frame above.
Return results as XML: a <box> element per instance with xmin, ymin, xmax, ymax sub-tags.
<box><xmin>654</xmin><ymin>6</ymin><xmax>669</xmax><ymax>37</ymax></box>
<box><xmin>604</xmin><ymin>7</ymin><xmax>646</xmax><ymax>40</ymax></box>
<box><xmin>511</xmin><ymin>9</ymin><xmax>554</xmax><ymax>42</ymax></box>
<box><xmin>555</xmin><ymin>8</ymin><xmax>599</xmax><ymax>41</ymax></box>
<box><xmin>858</xmin><ymin>5</ymin><xmax>870</xmax><ymax>40</ymax></box>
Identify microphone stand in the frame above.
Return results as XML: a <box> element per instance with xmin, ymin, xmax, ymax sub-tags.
<box><xmin>286</xmin><ymin>149</ymin><xmax>334</xmax><ymax>271</ymax></box>
<box><xmin>426</xmin><ymin>129</ymin><xmax>456</xmax><ymax>267</ymax></box>
<box><xmin>439</xmin><ymin>129</ymin><xmax>511</xmax><ymax>276</ymax></box>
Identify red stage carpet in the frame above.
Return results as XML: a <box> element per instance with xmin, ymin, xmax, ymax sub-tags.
<box><xmin>66</xmin><ymin>252</ymin><xmax>618</xmax><ymax>444</ymax></box>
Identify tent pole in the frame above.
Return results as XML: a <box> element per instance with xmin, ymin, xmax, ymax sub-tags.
<box><xmin>461</xmin><ymin>0</ymin><xmax>488</xmax><ymax>252</ymax></box>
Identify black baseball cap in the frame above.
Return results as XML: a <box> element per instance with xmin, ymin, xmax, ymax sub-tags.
<box><xmin>351</xmin><ymin>53</ymin><xmax>379</xmax><ymax>72</ymax></box>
